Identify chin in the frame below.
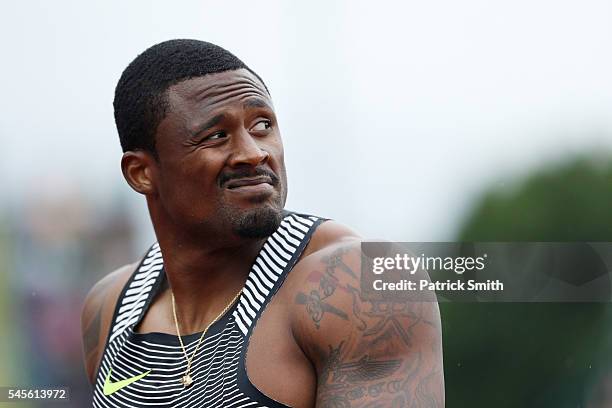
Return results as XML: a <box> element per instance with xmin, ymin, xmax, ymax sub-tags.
<box><xmin>231</xmin><ymin>204</ymin><xmax>283</xmax><ymax>239</ymax></box>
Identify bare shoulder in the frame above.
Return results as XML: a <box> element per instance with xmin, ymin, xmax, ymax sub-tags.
<box><xmin>80</xmin><ymin>262</ymin><xmax>138</xmax><ymax>385</ymax></box>
<box><xmin>301</xmin><ymin>219</ymin><xmax>361</xmax><ymax>258</ymax></box>
<box><xmin>286</xmin><ymin>236</ymin><xmax>445</xmax><ymax>406</ymax></box>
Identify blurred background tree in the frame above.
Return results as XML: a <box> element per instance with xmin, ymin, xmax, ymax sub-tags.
<box><xmin>444</xmin><ymin>155</ymin><xmax>612</xmax><ymax>407</ymax></box>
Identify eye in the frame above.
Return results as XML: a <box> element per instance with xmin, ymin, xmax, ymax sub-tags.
<box><xmin>250</xmin><ymin>120</ymin><xmax>272</xmax><ymax>132</ymax></box>
<box><xmin>205</xmin><ymin>131</ymin><xmax>226</xmax><ymax>141</ymax></box>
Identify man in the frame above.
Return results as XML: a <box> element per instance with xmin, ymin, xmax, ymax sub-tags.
<box><xmin>81</xmin><ymin>39</ymin><xmax>444</xmax><ymax>407</ymax></box>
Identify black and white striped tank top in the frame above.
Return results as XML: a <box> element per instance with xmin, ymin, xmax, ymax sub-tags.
<box><xmin>92</xmin><ymin>211</ymin><xmax>324</xmax><ymax>408</ymax></box>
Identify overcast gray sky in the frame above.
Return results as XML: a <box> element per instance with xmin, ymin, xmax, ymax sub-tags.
<box><xmin>2</xmin><ymin>0</ymin><xmax>611</xmax><ymax>244</ymax></box>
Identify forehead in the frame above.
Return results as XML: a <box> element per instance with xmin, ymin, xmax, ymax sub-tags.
<box><xmin>166</xmin><ymin>68</ymin><xmax>271</xmax><ymax>116</ymax></box>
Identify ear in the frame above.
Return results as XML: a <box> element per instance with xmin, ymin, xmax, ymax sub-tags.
<box><xmin>121</xmin><ymin>151</ymin><xmax>158</xmax><ymax>195</ymax></box>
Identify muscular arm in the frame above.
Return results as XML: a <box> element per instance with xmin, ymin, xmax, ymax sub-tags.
<box><xmin>290</xmin><ymin>241</ymin><xmax>444</xmax><ymax>407</ymax></box>
<box><xmin>80</xmin><ymin>263</ymin><xmax>136</xmax><ymax>385</ymax></box>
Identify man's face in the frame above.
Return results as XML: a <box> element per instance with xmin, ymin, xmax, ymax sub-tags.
<box><xmin>151</xmin><ymin>68</ymin><xmax>287</xmax><ymax>240</ymax></box>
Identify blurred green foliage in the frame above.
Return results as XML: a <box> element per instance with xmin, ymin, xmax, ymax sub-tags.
<box><xmin>460</xmin><ymin>156</ymin><xmax>612</xmax><ymax>241</ymax></box>
<box><xmin>444</xmin><ymin>155</ymin><xmax>612</xmax><ymax>407</ymax></box>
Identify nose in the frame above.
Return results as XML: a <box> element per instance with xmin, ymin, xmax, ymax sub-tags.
<box><xmin>227</xmin><ymin>129</ymin><xmax>269</xmax><ymax>167</ymax></box>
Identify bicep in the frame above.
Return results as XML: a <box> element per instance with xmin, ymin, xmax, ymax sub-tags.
<box><xmin>314</xmin><ymin>302</ymin><xmax>444</xmax><ymax>407</ymax></box>
<box><xmin>290</xmin><ymin>242</ymin><xmax>444</xmax><ymax>407</ymax></box>
<box><xmin>81</xmin><ymin>277</ymin><xmax>112</xmax><ymax>384</ymax></box>
<box><xmin>81</xmin><ymin>263</ymin><xmax>136</xmax><ymax>384</ymax></box>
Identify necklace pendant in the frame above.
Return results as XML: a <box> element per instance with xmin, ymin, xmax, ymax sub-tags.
<box><xmin>181</xmin><ymin>374</ymin><xmax>193</xmax><ymax>388</ymax></box>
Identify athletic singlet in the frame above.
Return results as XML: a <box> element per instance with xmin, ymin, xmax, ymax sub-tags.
<box><xmin>92</xmin><ymin>211</ymin><xmax>325</xmax><ymax>408</ymax></box>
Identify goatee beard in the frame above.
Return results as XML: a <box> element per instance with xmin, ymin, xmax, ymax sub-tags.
<box><xmin>232</xmin><ymin>206</ymin><xmax>283</xmax><ymax>239</ymax></box>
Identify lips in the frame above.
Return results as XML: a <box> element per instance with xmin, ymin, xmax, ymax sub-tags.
<box><xmin>224</xmin><ymin>176</ymin><xmax>274</xmax><ymax>189</ymax></box>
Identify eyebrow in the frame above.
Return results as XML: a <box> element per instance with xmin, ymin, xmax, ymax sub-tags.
<box><xmin>191</xmin><ymin>114</ymin><xmax>225</xmax><ymax>136</ymax></box>
<box><xmin>243</xmin><ymin>98</ymin><xmax>272</xmax><ymax>110</ymax></box>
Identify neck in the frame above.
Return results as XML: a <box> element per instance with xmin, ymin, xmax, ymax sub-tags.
<box><xmin>150</xmin><ymin>211</ymin><xmax>267</xmax><ymax>334</ymax></box>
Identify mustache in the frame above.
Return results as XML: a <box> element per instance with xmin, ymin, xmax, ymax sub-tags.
<box><xmin>218</xmin><ymin>166</ymin><xmax>280</xmax><ymax>188</ymax></box>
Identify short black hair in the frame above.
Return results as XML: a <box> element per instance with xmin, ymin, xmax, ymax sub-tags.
<box><xmin>113</xmin><ymin>39</ymin><xmax>267</xmax><ymax>155</ymax></box>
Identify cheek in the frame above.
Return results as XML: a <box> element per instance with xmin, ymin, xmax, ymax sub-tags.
<box><xmin>268</xmin><ymin>144</ymin><xmax>288</xmax><ymax>199</ymax></box>
<box><xmin>265</xmin><ymin>135</ymin><xmax>285</xmax><ymax>167</ymax></box>
<box><xmin>267</xmin><ymin>146</ymin><xmax>286</xmax><ymax>183</ymax></box>
<box><xmin>157</xmin><ymin>157</ymin><xmax>220</xmax><ymax>211</ymax></box>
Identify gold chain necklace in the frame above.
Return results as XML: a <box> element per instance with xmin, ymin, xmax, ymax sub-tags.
<box><xmin>171</xmin><ymin>289</ymin><xmax>242</xmax><ymax>388</ymax></box>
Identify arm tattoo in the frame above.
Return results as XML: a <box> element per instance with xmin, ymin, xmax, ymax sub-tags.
<box><xmin>295</xmin><ymin>291</ymin><xmax>348</xmax><ymax>328</ymax></box>
<box><xmin>296</xmin><ymin>245</ymin><xmax>444</xmax><ymax>407</ymax></box>
<box><xmin>295</xmin><ymin>248</ymin><xmax>355</xmax><ymax>328</ymax></box>
<box><xmin>83</xmin><ymin>306</ymin><xmax>102</xmax><ymax>358</ymax></box>
<box><xmin>317</xmin><ymin>341</ymin><xmax>403</xmax><ymax>408</ymax></box>
<box><xmin>82</xmin><ymin>278</ymin><xmax>112</xmax><ymax>381</ymax></box>
<box><xmin>320</xmin><ymin>341</ymin><xmax>402</xmax><ymax>385</ymax></box>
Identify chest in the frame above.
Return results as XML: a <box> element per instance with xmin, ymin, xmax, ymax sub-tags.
<box><xmin>132</xmin><ymin>291</ymin><xmax>316</xmax><ymax>407</ymax></box>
